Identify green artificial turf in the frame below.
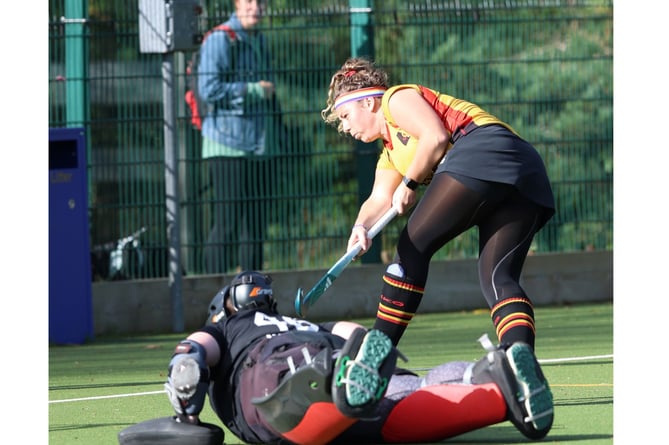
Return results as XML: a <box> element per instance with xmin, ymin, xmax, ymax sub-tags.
<box><xmin>49</xmin><ymin>302</ymin><xmax>613</xmax><ymax>444</ymax></box>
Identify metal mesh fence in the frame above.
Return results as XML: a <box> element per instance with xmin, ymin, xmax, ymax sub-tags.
<box><xmin>49</xmin><ymin>0</ymin><xmax>613</xmax><ymax>280</ymax></box>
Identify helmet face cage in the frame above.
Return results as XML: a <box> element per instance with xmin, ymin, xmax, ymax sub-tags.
<box><xmin>229</xmin><ymin>271</ymin><xmax>276</xmax><ymax>313</ymax></box>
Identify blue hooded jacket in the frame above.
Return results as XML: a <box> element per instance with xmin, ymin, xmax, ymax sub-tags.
<box><xmin>198</xmin><ymin>13</ymin><xmax>273</xmax><ymax>156</ymax></box>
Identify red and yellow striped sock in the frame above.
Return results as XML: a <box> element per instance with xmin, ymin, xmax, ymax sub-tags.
<box><xmin>372</xmin><ymin>270</ymin><xmax>424</xmax><ymax>346</ymax></box>
<box><xmin>491</xmin><ymin>296</ymin><xmax>536</xmax><ymax>348</ymax></box>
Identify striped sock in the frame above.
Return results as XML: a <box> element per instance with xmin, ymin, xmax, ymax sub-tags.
<box><xmin>491</xmin><ymin>296</ymin><xmax>536</xmax><ymax>348</ymax></box>
<box><xmin>372</xmin><ymin>268</ymin><xmax>424</xmax><ymax>346</ymax></box>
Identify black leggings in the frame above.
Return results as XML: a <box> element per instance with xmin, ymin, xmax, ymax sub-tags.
<box><xmin>396</xmin><ymin>172</ymin><xmax>544</xmax><ymax>308</ymax></box>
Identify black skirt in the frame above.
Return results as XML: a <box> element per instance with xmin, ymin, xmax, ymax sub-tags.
<box><xmin>437</xmin><ymin>124</ymin><xmax>555</xmax><ymax>214</ymax></box>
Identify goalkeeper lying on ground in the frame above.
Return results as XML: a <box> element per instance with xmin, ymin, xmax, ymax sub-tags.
<box><xmin>119</xmin><ymin>270</ymin><xmax>554</xmax><ymax>445</ymax></box>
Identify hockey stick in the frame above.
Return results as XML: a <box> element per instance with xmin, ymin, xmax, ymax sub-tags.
<box><xmin>294</xmin><ymin>206</ymin><xmax>399</xmax><ymax>317</ymax></box>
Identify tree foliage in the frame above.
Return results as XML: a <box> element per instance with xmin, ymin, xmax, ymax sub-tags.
<box><xmin>48</xmin><ymin>0</ymin><xmax>613</xmax><ymax>275</ymax></box>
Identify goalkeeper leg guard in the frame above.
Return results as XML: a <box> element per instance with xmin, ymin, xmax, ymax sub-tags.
<box><xmin>380</xmin><ymin>382</ymin><xmax>506</xmax><ymax>442</ymax></box>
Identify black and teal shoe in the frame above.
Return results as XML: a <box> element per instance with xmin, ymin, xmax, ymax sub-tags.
<box><xmin>468</xmin><ymin>335</ymin><xmax>554</xmax><ymax>439</ymax></box>
<box><xmin>332</xmin><ymin>328</ymin><xmax>396</xmax><ymax>419</ymax></box>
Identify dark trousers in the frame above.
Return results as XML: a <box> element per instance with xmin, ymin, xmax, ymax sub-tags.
<box><xmin>204</xmin><ymin>156</ymin><xmax>266</xmax><ymax>274</ymax></box>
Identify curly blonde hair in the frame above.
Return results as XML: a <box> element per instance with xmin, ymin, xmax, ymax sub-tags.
<box><xmin>321</xmin><ymin>57</ymin><xmax>390</xmax><ymax>133</ymax></box>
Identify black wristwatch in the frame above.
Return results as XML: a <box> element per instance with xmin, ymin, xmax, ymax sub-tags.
<box><xmin>402</xmin><ymin>176</ymin><xmax>419</xmax><ymax>190</ymax></box>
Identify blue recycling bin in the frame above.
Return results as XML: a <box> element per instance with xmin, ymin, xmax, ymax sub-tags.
<box><xmin>49</xmin><ymin>127</ymin><xmax>93</xmax><ymax>344</ymax></box>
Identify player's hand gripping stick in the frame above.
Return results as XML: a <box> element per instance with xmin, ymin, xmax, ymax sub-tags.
<box><xmin>294</xmin><ymin>206</ymin><xmax>399</xmax><ymax>317</ymax></box>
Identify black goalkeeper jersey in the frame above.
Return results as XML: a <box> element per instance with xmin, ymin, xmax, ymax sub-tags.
<box><xmin>200</xmin><ymin>309</ymin><xmax>342</xmax><ymax>443</ymax></box>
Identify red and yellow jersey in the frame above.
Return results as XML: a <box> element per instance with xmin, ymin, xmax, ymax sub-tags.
<box><xmin>377</xmin><ymin>84</ymin><xmax>518</xmax><ymax>182</ymax></box>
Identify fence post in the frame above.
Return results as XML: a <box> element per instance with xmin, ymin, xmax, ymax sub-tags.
<box><xmin>64</xmin><ymin>0</ymin><xmax>88</xmax><ymax>127</ymax></box>
<box><xmin>162</xmin><ymin>53</ymin><xmax>185</xmax><ymax>332</ymax></box>
<box><xmin>350</xmin><ymin>0</ymin><xmax>382</xmax><ymax>264</ymax></box>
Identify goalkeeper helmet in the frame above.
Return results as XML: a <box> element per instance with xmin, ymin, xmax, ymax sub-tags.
<box><xmin>229</xmin><ymin>271</ymin><xmax>276</xmax><ymax>313</ymax></box>
<box><xmin>206</xmin><ymin>271</ymin><xmax>276</xmax><ymax>325</ymax></box>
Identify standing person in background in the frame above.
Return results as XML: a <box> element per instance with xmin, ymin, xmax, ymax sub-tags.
<box><xmin>320</xmin><ymin>57</ymin><xmax>555</xmax><ymax>413</ymax></box>
<box><xmin>198</xmin><ymin>0</ymin><xmax>274</xmax><ymax>274</ymax></box>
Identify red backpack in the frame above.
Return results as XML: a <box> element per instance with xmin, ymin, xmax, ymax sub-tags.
<box><xmin>185</xmin><ymin>24</ymin><xmax>237</xmax><ymax>130</ymax></box>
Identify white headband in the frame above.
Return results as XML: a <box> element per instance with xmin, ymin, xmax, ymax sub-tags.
<box><xmin>334</xmin><ymin>87</ymin><xmax>387</xmax><ymax>109</ymax></box>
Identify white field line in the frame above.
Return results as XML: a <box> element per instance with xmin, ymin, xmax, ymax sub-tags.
<box><xmin>49</xmin><ymin>353</ymin><xmax>613</xmax><ymax>404</ymax></box>
<box><xmin>49</xmin><ymin>390</ymin><xmax>165</xmax><ymax>403</ymax></box>
<box><xmin>410</xmin><ymin>353</ymin><xmax>613</xmax><ymax>372</ymax></box>
<box><xmin>538</xmin><ymin>353</ymin><xmax>613</xmax><ymax>364</ymax></box>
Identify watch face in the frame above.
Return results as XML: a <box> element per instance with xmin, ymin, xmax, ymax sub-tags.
<box><xmin>403</xmin><ymin>176</ymin><xmax>418</xmax><ymax>190</ymax></box>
